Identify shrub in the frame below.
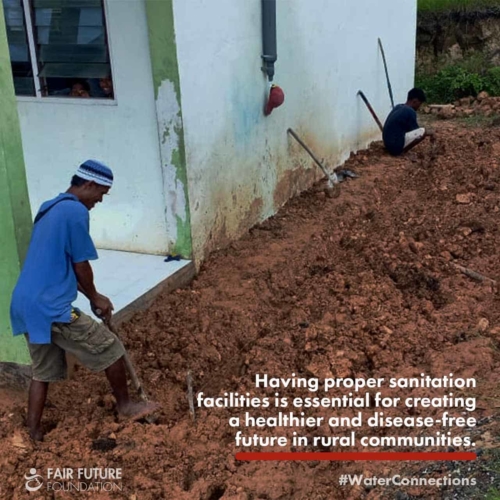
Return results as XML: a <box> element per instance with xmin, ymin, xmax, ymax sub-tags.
<box><xmin>447</xmin><ymin>67</ymin><xmax>486</xmax><ymax>98</ymax></box>
<box><xmin>485</xmin><ymin>66</ymin><xmax>500</xmax><ymax>95</ymax></box>
<box><xmin>416</xmin><ymin>64</ymin><xmax>493</xmax><ymax>103</ymax></box>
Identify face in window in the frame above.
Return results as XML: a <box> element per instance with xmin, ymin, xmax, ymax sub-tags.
<box><xmin>99</xmin><ymin>78</ymin><xmax>113</xmax><ymax>97</ymax></box>
<box><xmin>70</xmin><ymin>82</ymin><xmax>90</xmax><ymax>98</ymax></box>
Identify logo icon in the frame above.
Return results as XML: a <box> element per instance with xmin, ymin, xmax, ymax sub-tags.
<box><xmin>25</xmin><ymin>468</ymin><xmax>43</xmax><ymax>492</ymax></box>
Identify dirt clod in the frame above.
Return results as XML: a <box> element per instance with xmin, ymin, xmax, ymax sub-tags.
<box><xmin>91</xmin><ymin>437</ymin><xmax>117</xmax><ymax>452</ymax></box>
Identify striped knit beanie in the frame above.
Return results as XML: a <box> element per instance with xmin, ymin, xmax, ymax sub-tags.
<box><xmin>76</xmin><ymin>160</ymin><xmax>113</xmax><ymax>187</ymax></box>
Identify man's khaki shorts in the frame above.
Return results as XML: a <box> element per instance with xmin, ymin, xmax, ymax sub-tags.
<box><xmin>26</xmin><ymin>311</ymin><xmax>126</xmax><ymax>382</ymax></box>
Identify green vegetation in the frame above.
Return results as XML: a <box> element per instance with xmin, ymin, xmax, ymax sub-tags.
<box><xmin>416</xmin><ymin>4</ymin><xmax>500</xmax><ymax>103</ymax></box>
<box><xmin>484</xmin><ymin>449</ymin><xmax>500</xmax><ymax>500</ymax></box>
<box><xmin>418</xmin><ymin>0</ymin><xmax>500</xmax><ymax>13</ymax></box>
<box><xmin>486</xmin><ymin>488</ymin><xmax>500</xmax><ymax>500</ymax></box>
<box><xmin>416</xmin><ymin>53</ymin><xmax>500</xmax><ymax>103</ymax></box>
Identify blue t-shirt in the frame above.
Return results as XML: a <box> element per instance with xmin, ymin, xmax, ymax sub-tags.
<box><xmin>382</xmin><ymin>104</ymin><xmax>420</xmax><ymax>156</ymax></box>
<box><xmin>10</xmin><ymin>193</ymin><xmax>98</xmax><ymax>344</ymax></box>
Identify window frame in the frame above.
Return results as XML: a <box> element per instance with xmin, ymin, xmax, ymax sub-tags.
<box><xmin>9</xmin><ymin>0</ymin><xmax>117</xmax><ymax>104</ymax></box>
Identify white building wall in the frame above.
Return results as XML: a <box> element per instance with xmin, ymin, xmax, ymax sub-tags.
<box><xmin>173</xmin><ymin>0</ymin><xmax>417</xmax><ymax>260</ymax></box>
<box><xmin>16</xmin><ymin>0</ymin><xmax>169</xmax><ymax>254</ymax></box>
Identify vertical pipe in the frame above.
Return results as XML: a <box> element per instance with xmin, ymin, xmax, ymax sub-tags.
<box><xmin>261</xmin><ymin>0</ymin><xmax>277</xmax><ymax>81</ymax></box>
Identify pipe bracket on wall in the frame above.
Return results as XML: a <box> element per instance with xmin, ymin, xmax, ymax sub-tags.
<box><xmin>261</xmin><ymin>0</ymin><xmax>277</xmax><ymax>81</ymax></box>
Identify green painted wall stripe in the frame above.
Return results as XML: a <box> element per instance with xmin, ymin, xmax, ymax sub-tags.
<box><xmin>145</xmin><ymin>0</ymin><xmax>181</xmax><ymax>100</ymax></box>
<box><xmin>145</xmin><ymin>0</ymin><xmax>193</xmax><ymax>258</ymax></box>
<box><xmin>171</xmin><ymin>126</ymin><xmax>192</xmax><ymax>257</ymax></box>
<box><xmin>0</xmin><ymin>3</ymin><xmax>32</xmax><ymax>364</ymax></box>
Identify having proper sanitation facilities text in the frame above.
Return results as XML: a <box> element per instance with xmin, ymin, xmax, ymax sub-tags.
<box><xmin>197</xmin><ymin>373</ymin><xmax>477</xmax><ymax>449</ymax></box>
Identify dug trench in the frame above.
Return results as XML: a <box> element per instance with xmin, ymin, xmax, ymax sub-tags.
<box><xmin>1</xmin><ymin>119</ymin><xmax>500</xmax><ymax>500</ymax></box>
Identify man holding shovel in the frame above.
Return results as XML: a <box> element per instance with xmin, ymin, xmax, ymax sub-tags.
<box><xmin>10</xmin><ymin>160</ymin><xmax>159</xmax><ymax>441</ymax></box>
<box><xmin>383</xmin><ymin>88</ymin><xmax>435</xmax><ymax>156</ymax></box>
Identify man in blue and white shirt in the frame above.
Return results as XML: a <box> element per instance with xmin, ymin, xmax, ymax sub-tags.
<box><xmin>11</xmin><ymin>160</ymin><xmax>159</xmax><ymax>440</ymax></box>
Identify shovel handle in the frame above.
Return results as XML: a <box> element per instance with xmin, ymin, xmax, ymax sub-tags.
<box><xmin>357</xmin><ymin>91</ymin><xmax>384</xmax><ymax>132</ymax></box>
<box><xmin>96</xmin><ymin>309</ymin><xmax>150</xmax><ymax>403</ymax></box>
<box><xmin>122</xmin><ymin>353</ymin><xmax>150</xmax><ymax>402</ymax></box>
<box><xmin>378</xmin><ymin>38</ymin><xmax>394</xmax><ymax>109</ymax></box>
<box><xmin>287</xmin><ymin>128</ymin><xmax>338</xmax><ymax>185</ymax></box>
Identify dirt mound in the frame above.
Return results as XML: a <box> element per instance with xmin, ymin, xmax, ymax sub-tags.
<box><xmin>1</xmin><ymin>121</ymin><xmax>499</xmax><ymax>499</ymax></box>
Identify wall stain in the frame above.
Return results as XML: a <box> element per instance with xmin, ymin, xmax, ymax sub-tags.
<box><xmin>192</xmin><ymin>120</ymin><xmax>380</xmax><ymax>263</ymax></box>
<box><xmin>273</xmin><ymin>163</ymin><xmax>318</xmax><ymax>209</ymax></box>
<box><xmin>237</xmin><ymin>197</ymin><xmax>264</xmax><ymax>235</ymax></box>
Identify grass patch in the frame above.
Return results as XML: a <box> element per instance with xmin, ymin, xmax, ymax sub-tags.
<box><xmin>419</xmin><ymin>0</ymin><xmax>500</xmax><ymax>13</ymax></box>
<box><xmin>486</xmin><ymin>488</ymin><xmax>500</xmax><ymax>500</ymax></box>
<box><xmin>458</xmin><ymin>113</ymin><xmax>500</xmax><ymax>128</ymax></box>
<box><xmin>438</xmin><ymin>114</ymin><xmax>500</xmax><ymax>129</ymax></box>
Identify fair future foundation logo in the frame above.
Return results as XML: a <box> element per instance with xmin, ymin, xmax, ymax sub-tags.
<box><xmin>24</xmin><ymin>469</ymin><xmax>43</xmax><ymax>492</ymax></box>
<box><xmin>24</xmin><ymin>467</ymin><xmax>123</xmax><ymax>492</ymax></box>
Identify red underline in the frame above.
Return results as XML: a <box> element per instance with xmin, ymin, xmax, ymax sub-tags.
<box><xmin>236</xmin><ymin>452</ymin><xmax>477</xmax><ymax>462</ymax></box>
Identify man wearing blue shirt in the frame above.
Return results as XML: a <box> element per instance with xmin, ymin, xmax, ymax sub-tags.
<box><xmin>11</xmin><ymin>160</ymin><xmax>158</xmax><ymax>440</ymax></box>
<box><xmin>383</xmin><ymin>88</ymin><xmax>434</xmax><ymax>156</ymax></box>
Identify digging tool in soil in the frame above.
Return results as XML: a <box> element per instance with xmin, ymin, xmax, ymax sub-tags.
<box><xmin>97</xmin><ymin>310</ymin><xmax>158</xmax><ymax>423</ymax></box>
<box><xmin>358</xmin><ymin>90</ymin><xmax>384</xmax><ymax>132</ymax></box>
<box><xmin>287</xmin><ymin>128</ymin><xmax>340</xmax><ymax>198</ymax></box>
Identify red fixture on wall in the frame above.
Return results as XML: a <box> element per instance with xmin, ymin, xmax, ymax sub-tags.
<box><xmin>264</xmin><ymin>84</ymin><xmax>285</xmax><ymax>116</ymax></box>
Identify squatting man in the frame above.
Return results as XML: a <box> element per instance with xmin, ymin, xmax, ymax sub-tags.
<box><xmin>383</xmin><ymin>88</ymin><xmax>435</xmax><ymax>156</ymax></box>
<box><xmin>10</xmin><ymin>160</ymin><xmax>159</xmax><ymax>441</ymax></box>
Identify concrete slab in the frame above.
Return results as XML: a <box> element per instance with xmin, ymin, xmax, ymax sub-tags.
<box><xmin>1</xmin><ymin>249</ymin><xmax>195</xmax><ymax>388</ymax></box>
<box><xmin>74</xmin><ymin>249</ymin><xmax>195</xmax><ymax>324</ymax></box>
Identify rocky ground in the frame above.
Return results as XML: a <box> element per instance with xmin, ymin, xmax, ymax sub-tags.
<box><xmin>1</xmin><ymin>117</ymin><xmax>499</xmax><ymax>500</ymax></box>
<box><xmin>422</xmin><ymin>92</ymin><xmax>500</xmax><ymax>121</ymax></box>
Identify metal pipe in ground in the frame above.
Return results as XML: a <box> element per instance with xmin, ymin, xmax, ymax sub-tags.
<box><xmin>357</xmin><ymin>91</ymin><xmax>384</xmax><ymax>132</ymax></box>
<box><xmin>287</xmin><ymin>128</ymin><xmax>339</xmax><ymax>187</ymax></box>
<box><xmin>378</xmin><ymin>38</ymin><xmax>394</xmax><ymax>109</ymax></box>
<box><xmin>187</xmin><ymin>370</ymin><xmax>195</xmax><ymax>421</ymax></box>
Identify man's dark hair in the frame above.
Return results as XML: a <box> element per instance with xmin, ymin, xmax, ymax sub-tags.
<box><xmin>407</xmin><ymin>88</ymin><xmax>426</xmax><ymax>103</ymax></box>
<box><xmin>71</xmin><ymin>175</ymin><xmax>88</xmax><ymax>186</ymax></box>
